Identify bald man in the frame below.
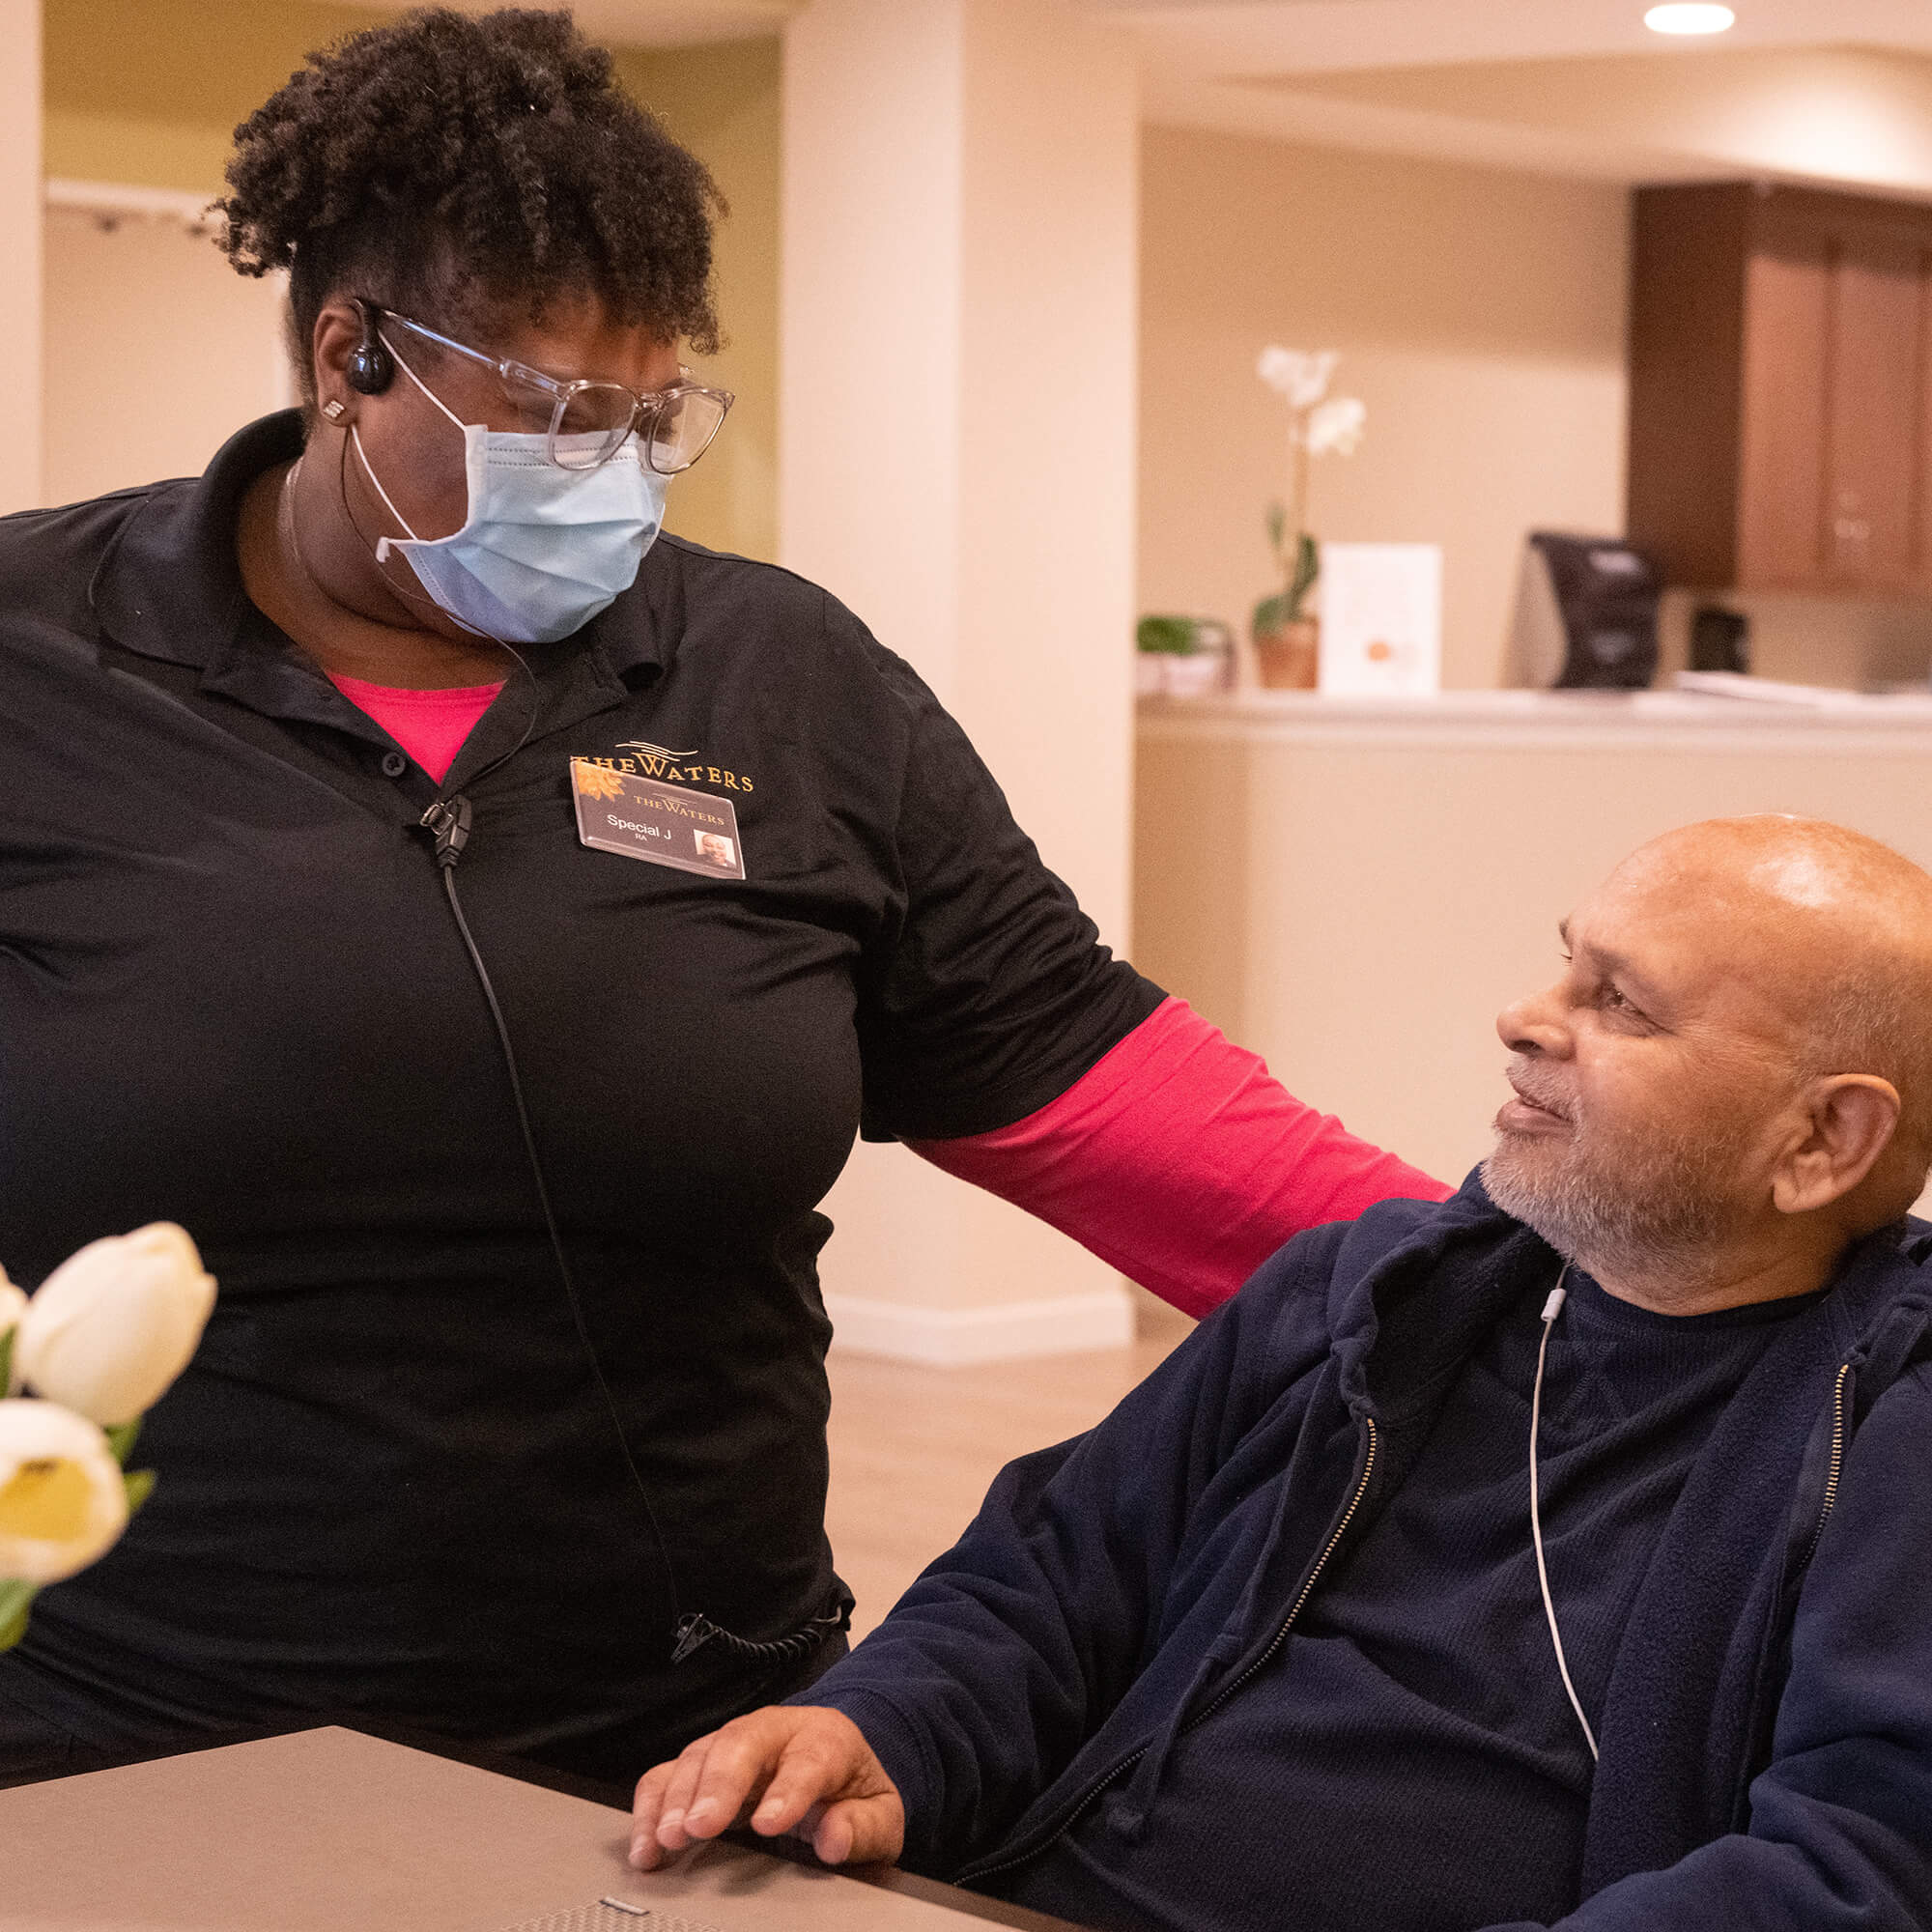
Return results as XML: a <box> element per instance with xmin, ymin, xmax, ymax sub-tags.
<box><xmin>632</xmin><ymin>817</ymin><xmax>1932</xmax><ymax>1932</ymax></box>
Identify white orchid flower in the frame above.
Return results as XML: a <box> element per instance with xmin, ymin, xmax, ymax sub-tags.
<box><xmin>15</xmin><ymin>1225</ymin><xmax>216</xmax><ymax>1428</ymax></box>
<box><xmin>1305</xmin><ymin>395</ymin><xmax>1367</xmax><ymax>457</ymax></box>
<box><xmin>1257</xmin><ymin>345</ymin><xmax>1297</xmax><ymax>393</ymax></box>
<box><xmin>1257</xmin><ymin>346</ymin><xmax>1338</xmax><ymax>410</ymax></box>
<box><xmin>0</xmin><ymin>1273</ymin><xmax>23</xmax><ymax>1397</ymax></box>
<box><xmin>0</xmin><ymin>1399</ymin><xmax>129</xmax><ymax>1584</ymax></box>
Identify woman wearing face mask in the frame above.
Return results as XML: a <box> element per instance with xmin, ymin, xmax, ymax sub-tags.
<box><xmin>0</xmin><ymin>9</ymin><xmax>1444</xmax><ymax>1791</ymax></box>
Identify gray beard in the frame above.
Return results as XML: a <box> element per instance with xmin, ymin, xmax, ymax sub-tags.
<box><xmin>1480</xmin><ymin>1114</ymin><xmax>1752</xmax><ymax>1288</ymax></box>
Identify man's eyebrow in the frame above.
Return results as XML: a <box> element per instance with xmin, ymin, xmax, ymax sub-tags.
<box><xmin>1564</xmin><ymin>926</ymin><xmax>1669</xmax><ymax>1009</ymax></box>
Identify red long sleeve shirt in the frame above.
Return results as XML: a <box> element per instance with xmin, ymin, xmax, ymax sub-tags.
<box><xmin>912</xmin><ymin>996</ymin><xmax>1450</xmax><ymax>1317</ymax></box>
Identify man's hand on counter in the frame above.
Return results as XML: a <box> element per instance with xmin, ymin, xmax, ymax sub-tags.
<box><xmin>630</xmin><ymin>1705</ymin><xmax>906</xmax><ymax>1870</ymax></box>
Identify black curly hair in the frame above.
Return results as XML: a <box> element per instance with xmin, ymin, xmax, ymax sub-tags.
<box><xmin>218</xmin><ymin>7</ymin><xmax>724</xmax><ymax>404</ymax></box>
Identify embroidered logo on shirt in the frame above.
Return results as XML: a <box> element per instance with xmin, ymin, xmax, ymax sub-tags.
<box><xmin>571</xmin><ymin>740</ymin><xmax>755</xmax><ymax>795</ymax></box>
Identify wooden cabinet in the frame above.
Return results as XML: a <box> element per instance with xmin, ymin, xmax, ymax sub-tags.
<box><xmin>1629</xmin><ymin>183</ymin><xmax>1932</xmax><ymax>593</ymax></box>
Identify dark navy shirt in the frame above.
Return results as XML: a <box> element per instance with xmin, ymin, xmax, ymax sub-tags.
<box><xmin>1011</xmin><ymin>1267</ymin><xmax>1825</xmax><ymax>1932</ymax></box>
<box><xmin>0</xmin><ymin>414</ymin><xmax>1159</xmax><ymax>1781</ymax></box>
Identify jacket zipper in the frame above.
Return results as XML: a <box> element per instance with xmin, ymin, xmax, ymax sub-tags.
<box><xmin>1800</xmin><ymin>1361</ymin><xmax>1850</xmax><ymax>1570</ymax></box>
<box><xmin>1183</xmin><ymin>1416</ymin><xmax>1379</xmax><ymax>1733</ymax></box>
<box><xmin>962</xmin><ymin>1416</ymin><xmax>1379</xmax><ymax>1885</ymax></box>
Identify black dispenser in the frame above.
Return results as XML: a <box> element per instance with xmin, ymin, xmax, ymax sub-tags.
<box><xmin>1507</xmin><ymin>532</ymin><xmax>1662</xmax><ymax>690</ymax></box>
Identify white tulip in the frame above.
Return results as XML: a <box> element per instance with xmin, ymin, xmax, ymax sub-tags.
<box><xmin>15</xmin><ymin>1224</ymin><xmax>216</xmax><ymax>1428</ymax></box>
<box><xmin>0</xmin><ymin>1272</ymin><xmax>24</xmax><ymax>1396</ymax></box>
<box><xmin>1305</xmin><ymin>394</ymin><xmax>1367</xmax><ymax>457</ymax></box>
<box><xmin>0</xmin><ymin>1399</ymin><xmax>128</xmax><ymax>1584</ymax></box>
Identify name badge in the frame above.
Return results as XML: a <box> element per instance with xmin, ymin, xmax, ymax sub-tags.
<box><xmin>570</xmin><ymin>759</ymin><xmax>747</xmax><ymax>879</ymax></box>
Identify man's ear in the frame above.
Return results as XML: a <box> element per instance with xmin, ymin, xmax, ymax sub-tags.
<box><xmin>1771</xmin><ymin>1075</ymin><xmax>1902</xmax><ymax>1215</ymax></box>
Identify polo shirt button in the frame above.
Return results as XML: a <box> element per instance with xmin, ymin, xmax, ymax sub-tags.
<box><xmin>380</xmin><ymin>751</ymin><xmax>408</xmax><ymax>779</ymax></box>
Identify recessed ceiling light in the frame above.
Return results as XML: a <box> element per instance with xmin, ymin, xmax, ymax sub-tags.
<box><xmin>1644</xmin><ymin>3</ymin><xmax>1736</xmax><ymax>32</ymax></box>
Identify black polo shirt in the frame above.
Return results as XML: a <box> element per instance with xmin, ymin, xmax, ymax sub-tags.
<box><xmin>0</xmin><ymin>413</ymin><xmax>1160</xmax><ymax>1776</ymax></box>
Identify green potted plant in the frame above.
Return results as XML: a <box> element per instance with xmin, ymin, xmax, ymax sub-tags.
<box><xmin>1253</xmin><ymin>347</ymin><xmax>1366</xmax><ymax>689</ymax></box>
<box><xmin>1136</xmin><ymin>614</ymin><xmax>1233</xmax><ymax>697</ymax></box>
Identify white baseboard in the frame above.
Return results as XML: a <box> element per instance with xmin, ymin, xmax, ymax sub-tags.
<box><xmin>823</xmin><ymin>1288</ymin><xmax>1135</xmax><ymax>1366</ymax></box>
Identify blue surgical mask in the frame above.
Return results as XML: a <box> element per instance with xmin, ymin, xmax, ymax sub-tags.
<box><xmin>352</xmin><ymin>339</ymin><xmax>669</xmax><ymax>645</ymax></box>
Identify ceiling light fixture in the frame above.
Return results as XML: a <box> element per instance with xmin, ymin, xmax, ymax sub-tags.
<box><xmin>1643</xmin><ymin>3</ymin><xmax>1736</xmax><ymax>32</ymax></box>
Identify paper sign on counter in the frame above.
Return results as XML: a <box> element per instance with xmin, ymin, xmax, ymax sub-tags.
<box><xmin>1318</xmin><ymin>543</ymin><xmax>1442</xmax><ymax>696</ymax></box>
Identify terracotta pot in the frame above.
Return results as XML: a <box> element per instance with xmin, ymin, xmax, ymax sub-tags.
<box><xmin>1254</xmin><ymin>616</ymin><xmax>1320</xmax><ymax>691</ymax></box>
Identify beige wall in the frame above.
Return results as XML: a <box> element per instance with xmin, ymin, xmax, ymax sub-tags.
<box><xmin>43</xmin><ymin>205</ymin><xmax>293</xmax><ymax>505</ymax></box>
<box><xmin>781</xmin><ymin>0</ymin><xmax>1145</xmax><ymax>1344</ymax></box>
<box><xmin>0</xmin><ymin>0</ymin><xmax>41</xmax><ymax>514</ymax></box>
<box><xmin>781</xmin><ymin>0</ymin><xmax>1141</xmax><ymax>949</ymax></box>
<box><xmin>1138</xmin><ymin>126</ymin><xmax>1630</xmax><ymax>690</ymax></box>
<box><xmin>614</xmin><ymin>39</ymin><xmax>781</xmax><ymax>563</ymax></box>
<box><xmin>1137</xmin><ymin>702</ymin><xmax>1932</xmax><ymax>1190</ymax></box>
<box><xmin>43</xmin><ymin>0</ymin><xmax>387</xmax><ymax>190</ymax></box>
<box><xmin>41</xmin><ymin>0</ymin><xmax>779</xmax><ymax>560</ymax></box>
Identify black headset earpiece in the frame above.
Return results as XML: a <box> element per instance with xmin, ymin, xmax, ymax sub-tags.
<box><xmin>346</xmin><ymin>299</ymin><xmax>394</xmax><ymax>395</ymax></box>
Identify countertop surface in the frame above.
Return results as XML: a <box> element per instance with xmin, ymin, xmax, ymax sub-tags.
<box><xmin>1137</xmin><ymin>688</ymin><xmax>1932</xmax><ymax>746</ymax></box>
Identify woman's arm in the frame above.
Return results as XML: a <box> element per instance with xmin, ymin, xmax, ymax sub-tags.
<box><xmin>842</xmin><ymin>632</ymin><xmax>1445</xmax><ymax>1290</ymax></box>
<box><xmin>910</xmin><ymin>996</ymin><xmax>1450</xmax><ymax>1317</ymax></box>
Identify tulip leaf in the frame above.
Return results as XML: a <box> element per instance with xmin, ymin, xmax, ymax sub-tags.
<box><xmin>0</xmin><ymin>1578</ymin><xmax>36</xmax><ymax>1654</ymax></box>
<box><xmin>123</xmin><ymin>1469</ymin><xmax>156</xmax><ymax>1517</ymax></box>
<box><xmin>105</xmin><ymin>1419</ymin><xmax>141</xmax><ymax>1466</ymax></box>
<box><xmin>0</xmin><ymin>1324</ymin><xmax>12</xmax><ymax>1395</ymax></box>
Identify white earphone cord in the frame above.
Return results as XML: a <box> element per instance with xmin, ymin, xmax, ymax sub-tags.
<box><xmin>1531</xmin><ymin>1263</ymin><xmax>1600</xmax><ymax>1763</ymax></box>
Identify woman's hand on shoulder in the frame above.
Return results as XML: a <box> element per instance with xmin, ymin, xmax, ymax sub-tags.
<box><xmin>630</xmin><ymin>1705</ymin><xmax>905</xmax><ymax>1870</ymax></box>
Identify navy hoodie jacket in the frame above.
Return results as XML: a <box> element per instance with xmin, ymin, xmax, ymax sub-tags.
<box><xmin>806</xmin><ymin>1178</ymin><xmax>1932</xmax><ymax>1929</ymax></box>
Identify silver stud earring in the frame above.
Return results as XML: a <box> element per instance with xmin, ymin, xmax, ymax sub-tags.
<box><xmin>322</xmin><ymin>399</ymin><xmax>346</xmax><ymax>422</ymax></box>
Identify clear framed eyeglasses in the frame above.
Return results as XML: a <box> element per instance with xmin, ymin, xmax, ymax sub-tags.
<box><xmin>380</xmin><ymin>307</ymin><xmax>734</xmax><ymax>474</ymax></box>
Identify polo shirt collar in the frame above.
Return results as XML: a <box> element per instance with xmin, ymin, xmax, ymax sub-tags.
<box><xmin>89</xmin><ymin>411</ymin><xmax>300</xmax><ymax>671</ymax></box>
<box><xmin>88</xmin><ymin>409</ymin><xmax>673</xmax><ymax>698</ymax></box>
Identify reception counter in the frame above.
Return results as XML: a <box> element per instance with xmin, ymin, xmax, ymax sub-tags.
<box><xmin>1133</xmin><ymin>690</ymin><xmax>1932</xmax><ymax>1187</ymax></box>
